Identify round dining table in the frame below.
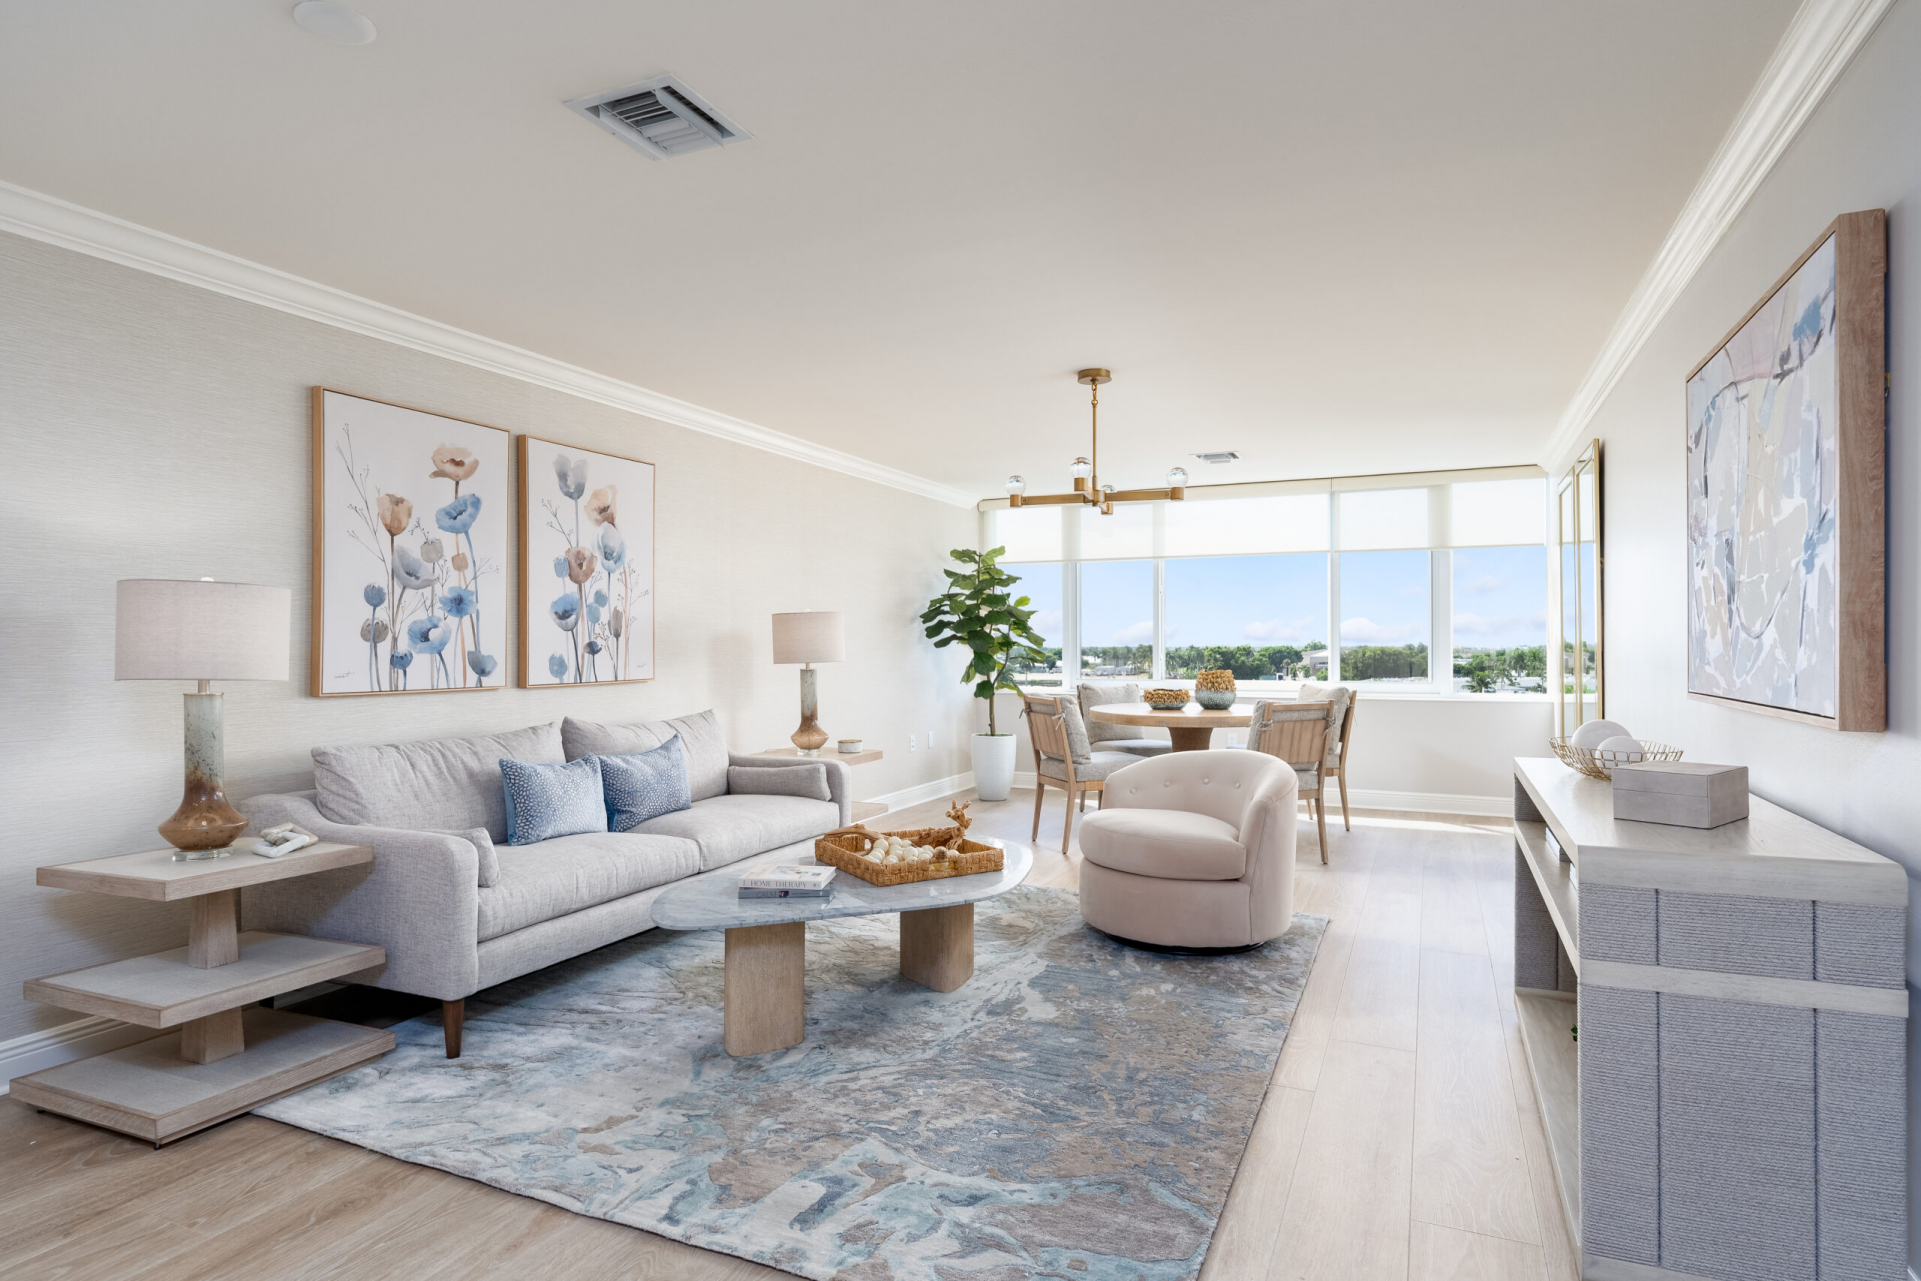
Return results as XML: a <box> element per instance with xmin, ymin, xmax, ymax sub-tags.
<box><xmin>1085</xmin><ymin>701</ymin><xmax>1256</xmax><ymax>753</ymax></box>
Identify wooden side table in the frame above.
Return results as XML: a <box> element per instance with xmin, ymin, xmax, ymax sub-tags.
<box><xmin>757</xmin><ymin>745</ymin><xmax>889</xmax><ymax>822</ymax></box>
<box><xmin>12</xmin><ymin>841</ymin><xmax>396</xmax><ymax>1146</ymax></box>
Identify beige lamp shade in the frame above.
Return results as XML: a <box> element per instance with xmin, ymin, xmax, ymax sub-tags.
<box><xmin>115</xmin><ymin>579</ymin><xmax>293</xmax><ymax>681</ymax></box>
<box><xmin>771</xmin><ymin>611</ymin><xmax>845</xmax><ymax>665</ymax></box>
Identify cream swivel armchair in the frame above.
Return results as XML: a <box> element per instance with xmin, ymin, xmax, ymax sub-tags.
<box><xmin>1076</xmin><ymin>749</ymin><xmax>1298</xmax><ymax>952</ymax></box>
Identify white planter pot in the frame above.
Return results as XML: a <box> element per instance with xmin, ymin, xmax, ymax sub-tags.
<box><xmin>971</xmin><ymin>733</ymin><xmax>1018</xmax><ymax>801</ymax></box>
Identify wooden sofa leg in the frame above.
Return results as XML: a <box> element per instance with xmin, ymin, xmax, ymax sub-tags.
<box><xmin>443</xmin><ymin>999</ymin><xmax>464</xmax><ymax>1059</ymax></box>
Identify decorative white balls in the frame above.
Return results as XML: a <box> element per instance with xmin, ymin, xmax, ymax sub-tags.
<box><xmin>1596</xmin><ymin>735</ymin><xmax>1646</xmax><ymax>762</ymax></box>
<box><xmin>1570</xmin><ymin>718</ymin><xmax>1632</xmax><ymax>750</ymax></box>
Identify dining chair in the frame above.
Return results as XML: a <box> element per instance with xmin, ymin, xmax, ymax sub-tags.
<box><xmin>1326</xmin><ymin>691</ymin><xmax>1358</xmax><ymax>829</ymax></box>
<box><xmin>1021</xmin><ymin>693</ymin><xmax>1139</xmax><ymax>853</ymax></box>
<box><xmin>1249</xmin><ymin>699</ymin><xmax>1336</xmax><ymax>862</ymax></box>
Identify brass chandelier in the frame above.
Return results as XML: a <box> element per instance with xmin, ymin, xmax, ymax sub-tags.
<box><xmin>1005</xmin><ymin>369</ymin><xmax>1188</xmax><ymax>515</ymax></box>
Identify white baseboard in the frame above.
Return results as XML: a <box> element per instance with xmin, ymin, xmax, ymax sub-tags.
<box><xmin>0</xmin><ymin>1015</ymin><xmax>159</xmax><ymax>1093</ymax></box>
<box><xmin>1011</xmin><ymin>772</ymin><xmax>1509</xmax><ymax>818</ymax></box>
<box><xmin>863</xmin><ymin>771</ymin><xmax>976</xmax><ymax>813</ymax></box>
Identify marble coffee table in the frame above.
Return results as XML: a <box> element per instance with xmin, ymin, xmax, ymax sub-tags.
<box><xmin>651</xmin><ymin>840</ymin><xmax>1033</xmax><ymax>1056</ymax></box>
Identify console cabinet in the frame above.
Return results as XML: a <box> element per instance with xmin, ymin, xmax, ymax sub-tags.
<box><xmin>1512</xmin><ymin>757</ymin><xmax>1908</xmax><ymax>1281</ymax></box>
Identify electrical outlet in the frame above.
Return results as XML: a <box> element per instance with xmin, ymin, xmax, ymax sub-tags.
<box><xmin>909</xmin><ymin>734</ymin><xmax>918</xmax><ymax>752</ymax></box>
<box><xmin>928</xmin><ymin>728</ymin><xmax>937</xmax><ymax>750</ymax></box>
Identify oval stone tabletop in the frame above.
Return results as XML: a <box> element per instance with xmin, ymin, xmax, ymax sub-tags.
<box><xmin>651</xmin><ymin>839</ymin><xmax>1035</xmax><ymax>931</ymax></box>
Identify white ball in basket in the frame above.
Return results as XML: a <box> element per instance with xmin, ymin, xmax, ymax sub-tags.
<box><xmin>1570</xmin><ymin>718</ymin><xmax>1632</xmax><ymax>749</ymax></box>
<box><xmin>1597</xmin><ymin>735</ymin><xmax>1645</xmax><ymax>762</ymax></box>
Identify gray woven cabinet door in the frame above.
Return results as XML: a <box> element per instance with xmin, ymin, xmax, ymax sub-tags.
<box><xmin>1580</xmin><ymin>983</ymin><xmax>1659</xmax><ymax>1266</ymax></box>
<box><xmin>1659</xmin><ymin>993</ymin><xmax>1816</xmax><ymax>1281</ymax></box>
<box><xmin>1816</xmin><ymin>1009</ymin><xmax>1907</xmax><ymax>1281</ymax></box>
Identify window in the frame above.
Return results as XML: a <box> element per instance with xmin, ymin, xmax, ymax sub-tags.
<box><xmin>1338</xmin><ymin>550</ymin><xmax>1429</xmax><ymax>682</ymax></box>
<box><xmin>1452</xmin><ymin>545</ymin><xmax>1548</xmax><ymax>694</ymax></box>
<box><xmin>1005</xmin><ymin>561</ymin><xmax>1064</xmax><ymax>687</ymax></box>
<box><xmin>1080</xmin><ymin>559</ymin><xmax>1153</xmax><ymax>678</ymax></box>
<box><xmin>1164</xmin><ymin>554</ymin><xmax>1328</xmax><ymax>681</ymax></box>
<box><xmin>985</xmin><ymin>466</ymin><xmax>1548</xmax><ymax>697</ymax></box>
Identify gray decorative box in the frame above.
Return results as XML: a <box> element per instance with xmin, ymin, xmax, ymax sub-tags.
<box><xmin>1612</xmin><ymin>761</ymin><xmax>1748</xmax><ymax>828</ymax></box>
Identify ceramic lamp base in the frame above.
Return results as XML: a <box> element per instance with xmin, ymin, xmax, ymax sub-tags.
<box><xmin>790</xmin><ymin>666</ymin><xmax>829</xmax><ymax>754</ymax></box>
<box><xmin>160</xmin><ymin>691</ymin><xmax>247</xmax><ymax>855</ymax></box>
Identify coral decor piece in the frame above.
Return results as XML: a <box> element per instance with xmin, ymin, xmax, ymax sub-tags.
<box><xmin>313</xmin><ymin>388</ymin><xmax>508</xmax><ymax>695</ymax></box>
<box><xmin>517</xmin><ymin>435</ymin><xmax>656</xmax><ymax>686</ymax></box>
<box><xmin>1194</xmin><ymin>668</ymin><xmax>1237</xmax><ymax>710</ymax></box>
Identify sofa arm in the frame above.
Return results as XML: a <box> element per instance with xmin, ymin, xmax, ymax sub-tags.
<box><xmin>728</xmin><ymin>753</ymin><xmax>852</xmax><ymax>827</ymax></box>
<box><xmin>236</xmin><ymin>792</ymin><xmax>480</xmax><ymax>1001</ymax></box>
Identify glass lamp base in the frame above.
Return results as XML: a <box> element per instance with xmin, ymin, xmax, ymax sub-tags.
<box><xmin>171</xmin><ymin>847</ymin><xmax>233</xmax><ymax>862</ymax></box>
<box><xmin>793</xmin><ymin>748</ymin><xmax>822</xmax><ymax>756</ymax></box>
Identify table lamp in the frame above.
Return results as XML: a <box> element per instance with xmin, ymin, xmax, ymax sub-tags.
<box><xmin>771</xmin><ymin>610</ymin><xmax>845</xmax><ymax>754</ymax></box>
<box><xmin>116</xmin><ymin>579</ymin><xmax>293</xmax><ymax>858</ymax></box>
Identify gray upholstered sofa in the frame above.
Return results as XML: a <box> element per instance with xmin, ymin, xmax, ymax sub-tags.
<box><xmin>237</xmin><ymin>711</ymin><xmax>848</xmax><ymax>1056</ymax></box>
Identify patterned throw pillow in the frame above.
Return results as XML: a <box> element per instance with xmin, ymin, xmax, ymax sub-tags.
<box><xmin>598</xmin><ymin>736</ymin><xmax>694</xmax><ymax>832</ymax></box>
<box><xmin>499</xmin><ymin>756</ymin><xmax>608</xmax><ymax>845</ymax></box>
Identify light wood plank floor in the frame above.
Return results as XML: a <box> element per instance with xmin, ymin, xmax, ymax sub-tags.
<box><xmin>0</xmin><ymin>788</ymin><xmax>1576</xmax><ymax>1281</ymax></box>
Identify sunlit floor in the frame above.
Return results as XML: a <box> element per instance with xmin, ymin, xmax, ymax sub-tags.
<box><xmin>0</xmin><ymin>790</ymin><xmax>1575</xmax><ymax>1281</ymax></box>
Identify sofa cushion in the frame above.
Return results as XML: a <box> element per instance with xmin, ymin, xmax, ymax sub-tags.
<box><xmin>1080</xmin><ymin>809</ymin><xmax>1247</xmax><ymax>880</ymax></box>
<box><xmin>728</xmin><ymin>763</ymin><xmax>831</xmax><ymax>801</ymax></box>
<box><xmin>478</xmin><ymin>831</ymin><xmax>701</xmax><ymax>942</ymax></box>
<box><xmin>313</xmin><ymin>722</ymin><xmax>564</xmax><ymax>840</ymax></box>
<box><xmin>501</xmin><ymin>757</ymin><xmax>607</xmax><ymax>845</ymax></box>
<box><xmin>563</xmin><ymin>710</ymin><xmax>729</xmax><ymax>800</ymax></box>
<box><xmin>599</xmin><ymin>737</ymin><xmax>693</xmax><ymax>831</ymax></box>
<box><xmin>631</xmin><ymin>794</ymin><xmax>840</xmax><ymax>871</ymax></box>
<box><xmin>1078</xmin><ymin>683</ymin><xmax>1144</xmax><ymax>744</ymax></box>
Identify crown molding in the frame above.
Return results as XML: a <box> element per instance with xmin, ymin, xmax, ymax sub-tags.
<box><xmin>1541</xmin><ymin>0</ymin><xmax>1896</xmax><ymax>470</ymax></box>
<box><xmin>0</xmin><ymin>179</ymin><xmax>976</xmax><ymax>508</ymax></box>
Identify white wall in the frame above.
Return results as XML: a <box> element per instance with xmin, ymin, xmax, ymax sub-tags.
<box><xmin>0</xmin><ymin>231</ymin><xmax>977</xmax><ymax>1046</ymax></box>
<box><xmin>994</xmin><ymin>689</ymin><xmax>1547</xmax><ymax>811</ymax></box>
<box><xmin>1548</xmin><ymin>0</ymin><xmax>1921</xmax><ymax>1257</ymax></box>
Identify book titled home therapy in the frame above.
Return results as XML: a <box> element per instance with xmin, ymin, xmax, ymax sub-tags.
<box><xmin>737</xmin><ymin>865</ymin><xmax>837</xmax><ymax>899</ymax></box>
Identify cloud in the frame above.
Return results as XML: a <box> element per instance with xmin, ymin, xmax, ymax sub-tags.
<box><xmin>1243</xmin><ymin>616</ymin><xmax>1320</xmax><ymax>642</ymax></box>
<box><xmin>1453</xmin><ymin>610</ymin><xmax>1546</xmax><ymax>637</ymax></box>
<box><xmin>1111</xmin><ymin>620</ymin><xmax>1155</xmax><ymax>645</ymax></box>
<box><xmin>1460</xmin><ymin>574</ymin><xmax>1507</xmax><ymax>594</ymax></box>
<box><xmin>1340</xmin><ymin>616</ymin><xmax>1423</xmax><ymax>645</ymax></box>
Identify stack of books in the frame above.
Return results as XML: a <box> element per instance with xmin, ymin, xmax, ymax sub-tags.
<box><xmin>738</xmin><ymin>864</ymin><xmax>837</xmax><ymax>900</ymax></box>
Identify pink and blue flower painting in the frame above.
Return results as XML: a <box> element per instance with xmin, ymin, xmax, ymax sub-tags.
<box><xmin>518</xmin><ymin>435</ymin><xmax>654</xmax><ymax>686</ymax></box>
<box><xmin>314</xmin><ymin>389</ymin><xmax>509</xmax><ymax>695</ymax></box>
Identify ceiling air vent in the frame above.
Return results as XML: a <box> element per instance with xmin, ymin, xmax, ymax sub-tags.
<box><xmin>566</xmin><ymin>75</ymin><xmax>749</xmax><ymax>160</ymax></box>
<box><xmin>1193</xmin><ymin>451</ymin><xmax>1241</xmax><ymax>464</ymax></box>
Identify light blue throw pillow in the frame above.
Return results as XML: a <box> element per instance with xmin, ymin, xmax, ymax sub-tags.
<box><xmin>500</xmin><ymin>756</ymin><xmax>607</xmax><ymax>845</ymax></box>
<box><xmin>597</xmin><ymin>735</ymin><xmax>693</xmax><ymax>832</ymax></box>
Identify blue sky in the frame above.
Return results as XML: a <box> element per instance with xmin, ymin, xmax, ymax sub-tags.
<box><xmin>1007</xmin><ymin>547</ymin><xmax>1546</xmax><ymax>651</ymax></box>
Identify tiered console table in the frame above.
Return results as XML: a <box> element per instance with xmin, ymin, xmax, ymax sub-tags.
<box><xmin>1512</xmin><ymin>757</ymin><xmax>1908</xmax><ymax>1281</ymax></box>
<box><xmin>12</xmin><ymin>842</ymin><xmax>395</xmax><ymax>1146</ymax></box>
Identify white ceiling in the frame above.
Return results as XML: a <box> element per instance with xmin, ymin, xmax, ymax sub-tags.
<box><xmin>0</xmin><ymin>1</ymin><xmax>1799</xmax><ymax>500</ymax></box>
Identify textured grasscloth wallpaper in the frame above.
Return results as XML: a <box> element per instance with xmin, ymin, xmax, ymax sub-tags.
<box><xmin>0</xmin><ymin>232</ymin><xmax>975</xmax><ymax>1043</ymax></box>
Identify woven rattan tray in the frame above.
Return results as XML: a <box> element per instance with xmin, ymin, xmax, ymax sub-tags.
<box><xmin>815</xmin><ymin>825</ymin><xmax>1005</xmax><ymax>887</ymax></box>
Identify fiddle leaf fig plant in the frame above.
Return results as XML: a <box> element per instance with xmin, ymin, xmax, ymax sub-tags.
<box><xmin>921</xmin><ymin>545</ymin><xmax>1049</xmax><ymax>736</ymax></box>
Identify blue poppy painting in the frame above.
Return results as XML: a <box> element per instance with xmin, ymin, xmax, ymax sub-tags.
<box><xmin>518</xmin><ymin>435</ymin><xmax>655</xmax><ymax>685</ymax></box>
<box><xmin>315</xmin><ymin>389</ymin><xmax>508</xmax><ymax>695</ymax></box>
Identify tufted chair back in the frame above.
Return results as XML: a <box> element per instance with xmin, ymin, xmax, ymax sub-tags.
<box><xmin>1104</xmin><ymin>748</ymin><xmax>1288</xmax><ymax>832</ymax></box>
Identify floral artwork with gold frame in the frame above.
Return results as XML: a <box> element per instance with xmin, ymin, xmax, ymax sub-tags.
<box><xmin>516</xmin><ymin>435</ymin><xmax>655</xmax><ymax>686</ymax></box>
<box><xmin>311</xmin><ymin>388</ymin><xmax>510</xmax><ymax>696</ymax></box>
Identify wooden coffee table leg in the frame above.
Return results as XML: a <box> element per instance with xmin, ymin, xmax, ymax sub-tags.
<box><xmin>899</xmin><ymin>903</ymin><xmax>974</xmax><ymax>992</ymax></box>
<box><xmin>724</xmin><ymin>922</ymin><xmax>805</xmax><ymax>1056</ymax></box>
<box><xmin>1167</xmin><ymin>727</ymin><xmax>1215</xmax><ymax>751</ymax></box>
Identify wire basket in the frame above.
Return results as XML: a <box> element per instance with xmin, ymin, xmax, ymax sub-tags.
<box><xmin>1549</xmin><ymin>736</ymin><xmax>1684</xmax><ymax>781</ymax></box>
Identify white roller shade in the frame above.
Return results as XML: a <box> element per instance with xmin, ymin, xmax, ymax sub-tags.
<box><xmin>1163</xmin><ymin>493</ymin><xmax>1329</xmax><ymax>557</ymax></box>
<box><xmin>1077</xmin><ymin>502</ymin><xmax>1156</xmax><ymax>561</ymax></box>
<box><xmin>1336</xmin><ymin>488</ymin><xmax>1429</xmax><ymax>551</ymax></box>
<box><xmin>1450</xmin><ymin>477</ymin><xmax>1547</xmax><ymax>547</ymax></box>
<box><xmin>990</xmin><ymin>505</ymin><xmax>1063</xmax><ymax>562</ymax></box>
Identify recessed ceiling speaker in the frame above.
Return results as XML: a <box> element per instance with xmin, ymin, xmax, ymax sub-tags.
<box><xmin>292</xmin><ymin>1</ymin><xmax>377</xmax><ymax>46</ymax></box>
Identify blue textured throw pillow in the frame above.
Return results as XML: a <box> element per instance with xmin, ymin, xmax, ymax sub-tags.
<box><xmin>500</xmin><ymin>756</ymin><xmax>607</xmax><ymax>845</ymax></box>
<box><xmin>597</xmin><ymin>735</ymin><xmax>694</xmax><ymax>832</ymax></box>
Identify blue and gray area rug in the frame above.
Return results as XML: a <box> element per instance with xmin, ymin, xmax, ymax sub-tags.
<box><xmin>258</xmin><ymin>885</ymin><xmax>1326</xmax><ymax>1281</ymax></box>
